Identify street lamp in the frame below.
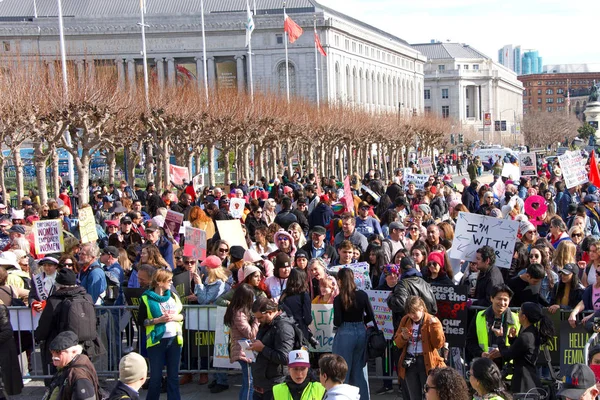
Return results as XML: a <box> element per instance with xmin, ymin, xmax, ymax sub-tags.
<box><xmin>500</xmin><ymin>108</ymin><xmax>517</xmax><ymax>147</ymax></box>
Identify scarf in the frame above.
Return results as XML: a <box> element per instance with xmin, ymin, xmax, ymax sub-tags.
<box><xmin>42</xmin><ymin>273</ymin><xmax>56</xmax><ymax>299</ymax></box>
<box><xmin>144</xmin><ymin>289</ymin><xmax>171</xmax><ymax>343</ymax></box>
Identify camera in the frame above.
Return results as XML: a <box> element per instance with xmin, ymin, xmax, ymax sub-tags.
<box><xmin>593</xmin><ymin>317</ymin><xmax>600</xmax><ymax>333</ymax></box>
<box><xmin>492</xmin><ymin>319</ymin><xmax>502</xmax><ymax>330</ymax></box>
<box><xmin>402</xmin><ymin>353</ymin><xmax>416</xmax><ymax>369</ymax></box>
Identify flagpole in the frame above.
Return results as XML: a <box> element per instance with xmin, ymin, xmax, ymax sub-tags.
<box><xmin>283</xmin><ymin>2</ymin><xmax>290</xmax><ymax>104</ymax></box>
<box><xmin>247</xmin><ymin>0</ymin><xmax>254</xmax><ymax>102</ymax></box>
<box><xmin>139</xmin><ymin>0</ymin><xmax>150</xmax><ymax>109</ymax></box>
<box><xmin>314</xmin><ymin>16</ymin><xmax>320</xmax><ymax>109</ymax></box>
<box><xmin>253</xmin><ymin>0</ymin><xmax>257</xmax><ymax>15</ymax></box>
<box><xmin>200</xmin><ymin>0</ymin><xmax>209</xmax><ymax>105</ymax></box>
<box><xmin>33</xmin><ymin>0</ymin><xmax>38</xmax><ymax>18</ymax></box>
<box><xmin>57</xmin><ymin>0</ymin><xmax>68</xmax><ymax>98</ymax></box>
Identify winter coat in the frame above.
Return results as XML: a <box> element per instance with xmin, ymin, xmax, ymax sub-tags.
<box><xmin>228</xmin><ymin>309</ymin><xmax>259</xmax><ymax>363</ymax></box>
<box><xmin>499</xmin><ymin>325</ymin><xmax>541</xmax><ymax>394</ymax></box>
<box><xmin>308</xmin><ymin>203</ymin><xmax>334</xmax><ymax>230</ymax></box>
<box><xmin>430</xmin><ymin>196</ymin><xmax>448</xmax><ymax>220</ymax></box>
<box><xmin>387</xmin><ymin>270</ymin><xmax>437</xmax><ymax>330</ymax></box>
<box><xmin>108</xmin><ymin>381</ymin><xmax>139</xmax><ymax>400</ymax></box>
<box><xmin>46</xmin><ymin>354</ymin><xmax>100</xmax><ymax>400</ymax></box>
<box><xmin>322</xmin><ymin>384</ymin><xmax>361</xmax><ymax>400</ymax></box>
<box><xmin>0</xmin><ymin>305</ymin><xmax>22</xmax><ymax>396</ymax></box>
<box><xmin>245</xmin><ymin>215</ymin><xmax>267</xmax><ymax>241</ymax></box>
<box><xmin>394</xmin><ymin>312</ymin><xmax>445</xmax><ymax>379</ymax></box>
<box><xmin>279</xmin><ymin>292</ymin><xmax>313</xmax><ymax>343</ymax></box>
<box><xmin>300</xmin><ymin>241</ymin><xmax>337</xmax><ymax>262</ymax></box>
<box><xmin>194</xmin><ymin>279</ymin><xmax>230</xmax><ymax>305</ymax></box>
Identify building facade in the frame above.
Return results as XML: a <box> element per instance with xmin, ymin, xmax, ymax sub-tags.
<box><xmin>0</xmin><ymin>0</ymin><xmax>425</xmax><ymax>114</ymax></box>
<box><xmin>498</xmin><ymin>44</ymin><xmax>522</xmax><ymax>75</ymax></box>
<box><xmin>522</xmin><ymin>50</ymin><xmax>543</xmax><ymax>75</ymax></box>
<box><xmin>518</xmin><ymin>72</ymin><xmax>600</xmax><ymax>116</ymax></box>
<box><xmin>413</xmin><ymin>42</ymin><xmax>523</xmax><ymax>137</ymax></box>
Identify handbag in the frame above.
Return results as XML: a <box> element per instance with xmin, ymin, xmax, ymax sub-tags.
<box><xmin>0</xmin><ymin>286</ymin><xmax>26</xmax><ymax>306</ymax></box>
<box><xmin>366</xmin><ymin>324</ymin><xmax>387</xmax><ymax>359</ymax></box>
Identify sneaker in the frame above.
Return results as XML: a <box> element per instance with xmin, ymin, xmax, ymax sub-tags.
<box><xmin>210</xmin><ymin>384</ymin><xmax>229</xmax><ymax>394</ymax></box>
<box><xmin>376</xmin><ymin>386</ymin><xmax>394</xmax><ymax>395</ymax></box>
<box><xmin>207</xmin><ymin>380</ymin><xmax>217</xmax><ymax>389</ymax></box>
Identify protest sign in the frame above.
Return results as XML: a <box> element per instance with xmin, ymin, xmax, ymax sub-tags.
<box><xmin>78</xmin><ymin>207</ymin><xmax>98</xmax><ymax>244</ymax></box>
<box><xmin>179</xmin><ymin>221</ymin><xmax>190</xmax><ymax>235</ymax></box>
<box><xmin>185</xmin><ymin>306</ymin><xmax>218</xmax><ymax>330</ymax></box>
<box><xmin>432</xmin><ymin>285</ymin><xmax>468</xmax><ymax>347</ymax></box>
<box><xmin>559</xmin><ymin>320</ymin><xmax>591</xmax><ymax>375</ymax></box>
<box><xmin>184</xmin><ymin>226</ymin><xmax>207</xmax><ymax>260</ymax></box>
<box><xmin>172</xmin><ymin>272</ymin><xmax>191</xmax><ymax>303</ymax></box>
<box><xmin>450</xmin><ymin>212</ymin><xmax>519</xmax><ymax>268</ymax></box>
<box><xmin>213</xmin><ymin>307</ymin><xmax>240</xmax><ymax>369</ymax></box>
<box><xmin>419</xmin><ymin>157</ymin><xmax>434</xmax><ymax>175</ymax></box>
<box><xmin>501</xmin><ymin>162</ymin><xmax>520</xmax><ymax>180</ymax></box>
<box><xmin>328</xmin><ymin>262</ymin><xmax>372</xmax><ymax>290</ymax></box>
<box><xmin>192</xmin><ymin>174</ymin><xmax>204</xmax><ymax>192</ymax></box>
<box><xmin>33</xmin><ymin>219</ymin><xmax>64</xmax><ymax>254</ymax></box>
<box><xmin>164</xmin><ymin>210</ymin><xmax>184</xmax><ymax>237</ymax></box>
<box><xmin>404</xmin><ymin>172</ymin><xmax>429</xmax><ymax>190</ymax></box>
<box><xmin>519</xmin><ymin>153</ymin><xmax>537</xmax><ymax>177</ymax></box>
<box><xmin>365</xmin><ymin>290</ymin><xmax>394</xmax><ymax>340</ymax></box>
<box><xmin>169</xmin><ymin>164</ymin><xmax>190</xmax><ymax>185</ymax></box>
<box><xmin>123</xmin><ymin>288</ymin><xmax>146</xmax><ymax>321</ymax></box>
<box><xmin>309</xmin><ymin>304</ymin><xmax>335</xmax><ymax>352</ymax></box>
<box><xmin>215</xmin><ymin>220</ymin><xmax>248</xmax><ymax>249</ymax></box>
<box><xmin>541</xmin><ymin>310</ymin><xmax>561</xmax><ymax>367</ymax></box>
<box><xmin>342</xmin><ymin>176</ymin><xmax>354</xmax><ymax>215</ymax></box>
<box><xmin>492</xmin><ymin>179</ymin><xmax>505</xmax><ymax>200</ymax></box>
<box><xmin>229</xmin><ymin>198</ymin><xmax>246</xmax><ymax>219</ymax></box>
<box><xmin>559</xmin><ymin>150</ymin><xmax>589</xmax><ymax>189</ymax></box>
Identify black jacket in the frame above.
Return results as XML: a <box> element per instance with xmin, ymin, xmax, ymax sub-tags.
<box><xmin>499</xmin><ymin>325</ymin><xmax>541</xmax><ymax>394</ymax></box>
<box><xmin>0</xmin><ymin>305</ymin><xmax>22</xmax><ymax>396</ymax></box>
<box><xmin>108</xmin><ymin>380</ymin><xmax>140</xmax><ymax>400</ymax></box>
<box><xmin>473</xmin><ymin>265</ymin><xmax>505</xmax><ymax>307</ymax></box>
<box><xmin>300</xmin><ymin>241</ymin><xmax>337</xmax><ymax>262</ymax></box>
<box><xmin>385</xmin><ymin>183</ymin><xmax>403</xmax><ymax>203</ymax></box>
<box><xmin>252</xmin><ymin>312</ymin><xmax>296</xmax><ymax>391</ymax></box>
<box><xmin>430</xmin><ymin>197</ymin><xmax>447</xmax><ymax>220</ymax></box>
<box><xmin>387</xmin><ymin>272</ymin><xmax>437</xmax><ymax>329</ymax></box>
<box><xmin>48</xmin><ymin>354</ymin><xmax>99</xmax><ymax>400</ymax></box>
<box><xmin>245</xmin><ymin>215</ymin><xmax>267</xmax><ymax>241</ymax></box>
<box><xmin>279</xmin><ymin>293</ymin><xmax>313</xmax><ymax>343</ymax></box>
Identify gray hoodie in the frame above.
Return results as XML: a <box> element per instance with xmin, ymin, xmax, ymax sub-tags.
<box><xmin>323</xmin><ymin>384</ymin><xmax>361</xmax><ymax>400</ymax></box>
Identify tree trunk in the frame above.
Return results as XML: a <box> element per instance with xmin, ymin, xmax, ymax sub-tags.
<box><xmin>255</xmin><ymin>145</ymin><xmax>263</xmax><ymax>181</ymax></box>
<box><xmin>187</xmin><ymin>151</ymin><xmax>194</xmax><ymax>181</ymax></box>
<box><xmin>308</xmin><ymin>144</ymin><xmax>315</xmax><ymax>177</ymax></box>
<box><xmin>33</xmin><ymin>141</ymin><xmax>49</xmax><ymax>205</ymax></box>
<box><xmin>207</xmin><ymin>142</ymin><xmax>216</xmax><ymax>186</ymax></box>
<box><xmin>381</xmin><ymin>143</ymin><xmax>389</xmax><ymax>180</ymax></box>
<box><xmin>13</xmin><ymin>148</ymin><xmax>24</xmax><ymax>204</ymax></box>
<box><xmin>337</xmin><ymin>146</ymin><xmax>343</xmax><ymax>178</ymax></box>
<box><xmin>107</xmin><ymin>148</ymin><xmax>116</xmax><ymax>185</ymax></box>
<box><xmin>76</xmin><ymin>153</ymin><xmax>91</xmax><ymax>205</ymax></box>
<box><xmin>270</xmin><ymin>147</ymin><xmax>277</xmax><ymax>179</ymax></box>
<box><xmin>163</xmin><ymin>139</ymin><xmax>170</xmax><ymax>190</ymax></box>
<box><xmin>242</xmin><ymin>144</ymin><xmax>250</xmax><ymax>182</ymax></box>
<box><xmin>126</xmin><ymin>146</ymin><xmax>137</xmax><ymax>187</ymax></box>
<box><xmin>51</xmin><ymin>147</ymin><xmax>60</xmax><ymax>199</ymax></box>
<box><xmin>0</xmin><ymin>157</ymin><xmax>6</xmax><ymax>206</ymax></box>
<box><xmin>319</xmin><ymin>143</ymin><xmax>326</xmax><ymax>179</ymax></box>
<box><xmin>223</xmin><ymin>146</ymin><xmax>231</xmax><ymax>185</ymax></box>
<box><xmin>145</xmin><ymin>143</ymin><xmax>154</xmax><ymax>185</ymax></box>
<box><xmin>195</xmin><ymin>150</ymin><xmax>202</xmax><ymax>180</ymax></box>
<box><xmin>347</xmin><ymin>143</ymin><xmax>354</xmax><ymax>178</ymax></box>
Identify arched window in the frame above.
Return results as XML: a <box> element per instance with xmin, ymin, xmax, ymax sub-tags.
<box><xmin>277</xmin><ymin>61</ymin><xmax>296</xmax><ymax>96</ymax></box>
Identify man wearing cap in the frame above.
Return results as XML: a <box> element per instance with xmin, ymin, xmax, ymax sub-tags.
<box><xmin>144</xmin><ymin>220</ymin><xmax>174</xmax><ymax>270</ymax></box>
<box><xmin>0</xmin><ymin>219</ymin><xmax>10</xmax><ymax>250</ymax></box>
<box><xmin>108</xmin><ymin>216</ymin><xmax>142</xmax><ymax>250</ymax></box>
<box><xmin>44</xmin><ymin>331</ymin><xmax>100</xmax><ymax>400</ymax></box>
<box><xmin>96</xmin><ymin>195</ymin><xmax>115</xmax><ymax>228</ymax></box>
<box><xmin>301</xmin><ymin>226</ymin><xmax>336</xmax><ymax>262</ymax></box>
<box><xmin>355</xmin><ymin>201</ymin><xmax>383</xmax><ymax>237</ymax></box>
<box><xmin>557</xmin><ymin>363</ymin><xmax>599</xmax><ymax>400</ymax></box>
<box><xmin>333</xmin><ymin>213</ymin><xmax>368</xmax><ymax>254</ymax></box>
<box><xmin>584</xmin><ymin>194</ymin><xmax>600</xmax><ymax>229</ymax></box>
<box><xmin>108</xmin><ymin>352</ymin><xmax>148</xmax><ymax>400</ymax></box>
<box><xmin>381</xmin><ymin>222</ymin><xmax>407</xmax><ymax>265</ymax></box>
<box><xmin>272</xmin><ymin>349</ymin><xmax>325</xmax><ymax>400</ymax></box>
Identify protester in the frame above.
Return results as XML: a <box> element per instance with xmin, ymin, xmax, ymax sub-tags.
<box><xmin>557</xmin><ymin>364</ymin><xmax>599</xmax><ymax>400</ymax></box>
<box><xmin>272</xmin><ymin>349</ymin><xmax>325</xmax><ymax>400</ymax></box>
<box><xmin>0</xmin><ymin>304</ymin><xmax>22</xmax><ymax>397</ymax></box>
<box><xmin>424</xmin><ymin>367</ymin><xmax>470</xmax><ymax>400</ymax></box>
<box><xmin>469</xmin><ymin>357</ymin><xmax>513</xmax><ymax>400</ymax></box>
<box><xmin>319</xmin><ymin>354</ymin><xmax>360</xmax><ymax>400</ymax></box>
<box><xmin>473</xmin><ymin>246</ymin><xmax>504</xmax><ymax>307</ymax></box>
<box><xmin>108</xmin><ymin>352</ymin><xmax>148</xmax><ymax>400</ymax></box>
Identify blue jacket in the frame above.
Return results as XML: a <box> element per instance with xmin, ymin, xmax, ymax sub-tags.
<box><xmin>194</xmin><ymin>279</ymin><xmax>230</xmax><ymax>304</ymax></box>
<box><xmin>78</xmin><ymin>261</ymin><xmax>107</xmax><ymax>305</ymax></box>
<box><xmin>558</xmin><ymin>190</ymin><xmax>575</xmax><ymax>221</ymax></box>
<box><xmin>105</xmin><ymin>262</ymin><xmax>125</xmax><ymax>305</ymax></box>
<box><xmin>308</xmin><ymin>203</ymin><xmax>334</xmax><ymax>229</ymax></box>
<box><xmin>153</xmin><ymin>236</ymin><xmax>174</xmax><ymax>270</ymax></box>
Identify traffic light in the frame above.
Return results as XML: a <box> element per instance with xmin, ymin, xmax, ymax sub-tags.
<box><xmin>458</xmin><ymin>133</ymin><xmax>464</xmax><ymax>144</ymax></box>
<box><xmin>450</xmin><ymin>134</ymin><xmax>455</xmax><ymax>145</ymax></box>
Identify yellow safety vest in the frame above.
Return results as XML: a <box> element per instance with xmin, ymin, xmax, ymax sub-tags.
<box><xmin>272</xmin><ymin>381</ymin><xmax>326</xmax><ymax>400</ymax></box>
<box><xmin>142</xmin><ymin>292</ymin><xmax>184</xmax><ymax>348</ymax></box>
<box><xmin>475</xmin><ymin>309</ymin><xmax>520</xmax><ymax>353</ymax></box>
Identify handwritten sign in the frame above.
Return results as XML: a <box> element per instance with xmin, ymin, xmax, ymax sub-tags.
<box><xmin>309</xmin><ymin>304</ymin><xmax>335</xmax><ymax>352</ymax></box>
<box><xmin>33</xmin><ymin>219</ymin><xmax>64</xmax><ymax>254</ymax></box>
<box><xmin>365</xmin><ymin>290</ymin><xmax>394</xmax><ymax>340</ymax></box>
<box><xmin>229</xmin><ymin>198</ymin><xmax>246</xmax><ymax>219</ymax></box>
<box><xmin>78</xmin><ymin>207</ymin><xmax>98</xmax><ymax>244</ymax></box>
<box><xmin>213</xmin><ymin>306</ymin><xmax>240</xmax><ymax>369</ymax></box>
<box><xmin>215</xmin><ymin>220</ymin><xmax>248</xmax><ymax>249</ymax></box>
<box><xmin>450</xmin><ymin>212</ymin><xmax>519</xmax><ymax>268</ymax></box>
<box><xmin>419</xmin><ymin>157</ymin><xmax>434</xmax><ymax>175</ymax></box>
<box><xmin>559</xmin><ymin>150</ymin><xmax>589</xmax><ymax>189</ymax></box>
<box><xmin>169</xmin><ymin>164</ymin><xmax>190</xmax><ymax>186</ymax></box>
<box><xmin>328</xmin><ymin>262</ymin><xmax>372</xmax><ymax>290</ymax></box>
<box><xmin>519</xmin><ymin>153</ymin><xmax>537</xmax><ymax>177</ymax></box>
<box><xmin>432</xmin><ymin>285</ymin><xmax>468</xmax><ymax>347</ymax></box>
<box><xmin>404</xmin><ymin>172</ymin><xmax>429</xmax><ymax>190</ymax></box>
<box><xmin>184</xmin><ymin>227</ymin><xmax>207</xmax><ymax>260</ymax></box>
<box><xmin>559</xmin><ymin>320</ymin><xmax>591</xmax><ymax>376</ymax></box>
<box><xmin>164</xmin><ymin>210</ymin><xmax>184</xmax><ymax>237</ymax></box>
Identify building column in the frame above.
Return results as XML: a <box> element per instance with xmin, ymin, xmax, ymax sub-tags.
<box><xmin>75</xmin><ymin>59</ymin><xmax>85</xmax><ymax>83</ymax></box>
<box><xmin>166</xmin><ymin>57</ymin><xmax>176</xmax><ymax>86</ymax></box>
<box><xmin>115</xmin><ymin>58</ymin><xmax>125</xmax><ymax>89</ymax></box>
<box><xmin>46</xmin><ymin>61</ymin><xmax>56</xmax><ymax>81</ymax></box>
<box><xmin>86</xmin><ymin>59</ymin><xmax>95</xmax><ymax>83</ymax></box>
<box><xmin>474</xmin><ymin>85</ymin><xmax>480</xmax><ymax>120</ymax></box>
<box><xmin>126</xmin><ymin>58</ymin><xmax>135</xmax><ymax>92</ymax></box>
<box><xmin>235</xmin><ymin>55</ymin><xmax>245</xmax><ymax>92</ymax></box>
<box><xmin>207</xmin><ymin>57</ymin><xmax>216</xmax><ymax>87</ymax></box>
<box><xmin>155</xmin><ymin>58</ymin><xmax>165</xmax><ymax>88</ymax></box>
<box><xmin>195</xmin><ymin>56</ymin><xmax>204</xmax><ymax>91</ymax></box>
<box><xmin>457</xmin><ymin>82</ymin><xmax>464</xmax><ymax>121</ymax></box>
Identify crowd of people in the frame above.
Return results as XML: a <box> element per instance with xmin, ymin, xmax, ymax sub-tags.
<box><xmin>1</xmin><ymin>151</ymin><xmax>600</xmax><ymax>400</ymax></box>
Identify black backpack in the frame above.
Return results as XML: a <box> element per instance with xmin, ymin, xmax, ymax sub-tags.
<box><xmin>58</xmin><ymin>295</ymin><xmax>97</xmax><ymax>342</ymax></box>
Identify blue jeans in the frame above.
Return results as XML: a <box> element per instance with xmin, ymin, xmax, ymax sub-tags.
<box><xmin>239</xmin><ymin>360</ymin><xmax>253</xmax><ymax>400</ymax></box>
<box><xmin>147</xmin><ymin>336</ymin><xmax>181</xmax><ymax>400</ymax></box>
<box><xmin>332</xmin><ymin>322</ymin><xmax>370</xmax><ymax>400</ymax></box>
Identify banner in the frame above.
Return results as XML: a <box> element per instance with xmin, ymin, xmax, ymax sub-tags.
<box><xmin>78</xmin><ymin>207</ymin><xmax>98</xmax><ymax>244</ymax></box>
<box><xmin>172</xmin><ymin>271</ymin><xmax>191</xmax><ymax>303</ymax></box>
<box><xmin>342</xmin><ymin>176</ymin><xmax>354</xmax><ymax>215</ymax></box>
<box><xmin>404</xmin><ymin>173</ymin><xmax>429</xmax><ymax>190</ymax></box>
<box><xmin>169</xmin><ymin>164</ymin><xmax>190</xmax><ymax>186</ymax></box>
<box><xmin>559</xmin><ymin>320</ymin><xmax>590</xmax><ymax>376</ymax></box>
<box><xmin>213</xmin><ymin>306</ymin><xmax>241</xmax><ymax>368</ymax></box>
<box><xmin>184</xmin><ymin>227</ymin><xmax>207</xmax><ymax>260</ymax></box>
<box><xmin>501</xmin><ymin>162</ymin><xmax>520</xmax><ymax>180</ymax></box>
<box><xmin>519</xmin><ymin>153</ymin><xmax>537</xmax><ymax>177</ymax></box>
<box><xmin>432</xmin><ymin>285</ymin><xmax>468</xmax><ymax>347</ymax></box>
<box><xmin>450</xmin><ymin>212</ymin><xmax>519</xmax><ymax>268</ymax></box>
<box><xmin>123</xmin><ymin>287</ymin><xmax>146</xmax><ymax>321</ymax></box>
<box><xmin>229</xmin><ymin>198</ymin><xmax>246</xmax><ymax>219</ymax></box>
<box><xmin>164</xmin><ymin>210</ymin><xmax>184</xmax><ymax>237</ymax></box>
<box><xmin>419</xmin><ymin>157</ymin><xmax>434</xmax><ymax>175</ymax></box>
<box><xmin>559</xmin><ymin>150</ymin><xmax>589</xmax><ymax>189</ymax></box>
<box><xmin>309</xmin><ymin>304</ymin><xmax>335</xmax><ymax>352</ymax></box>
<box><xmin>365</xmin><ymin>290</ymin><xmax>394</xmax><ymax>340</ymax></box>
<box><xmin>33</xmin><ymin>219</ymin><xmax>64</xmax><ymax>254</ymax></box>
<box><xmin>328</xmin><ymin>262</ymin><xmax>372</xmax><ymax>290</ymax></box>
<box><xmin>215</xmin><ymin>220</ymin><xmax>248</xmax><ymax>249</ymax></box>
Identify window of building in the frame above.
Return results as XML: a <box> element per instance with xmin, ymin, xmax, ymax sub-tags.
<box><xmin>359</xmin><ymin>44</ymin><xmax>363</xmax><ymax>54</ymax></box>
<box><xmin>442</xmin><ymin>105</ymin><xmax>449</xmax><ymax>118</ymax></box>
<box><xmin>537</xmin><ymin>89</ymin><xmax>542</xmax><ymax>95</ymax></box>
<box><xmin>557</xmin><ymin>88</ymin><xmax>564</xmax><ymax>94</ymax></box>
<box><xmin>537</xmin><ymin>98</ymin><xmax>542</xmax><ymax>104</ymax></box>
<box><xmin>438</xmin><ymin>65</ymin><xmax>445</xmax><ymax>71</ymax></box>
<box><xmin>558</xmin><ymin>106</ymin><xmax>565</xmax><ymax>111</ymax></box>
<box><xmin>456</xmin><ymin>64</ymin><xmax>460</xmax><ymax>69</ymax></box>
<box><xmin>464</xmin><ymin>65</ymin><xmax>469</xmax><ymax>70</ymax></box>
<box><xmin>546</xmin><ymin>89</ymin><xmax>554</xmax><ymax>95</ymax></box>
<box><xmin>557</xmin><ymin>97</ymin><xmax>564</xmax><ymax>104</ymax></box>
<box><xmin>276</xmin><ymin>34</ymin><xmax>283</xmax><ymax>44</ymax></box>
<box><xmin>335</xmin><ymin>35</ymin><xmax>339</xmax><ymax>46</ymax></box>
<box><xmin>547</xmin><ymin>106</ymin><xmax>553</xmax><ymax>112</ymax></box>
<box><xmin>537</xmin><ymin>81</ymin><xmax>542</xmax><ymax>85</ymax></box>
<box><xmin>424</xmin><ymin>89</ymin><xmax>431</xmax><ymax>100</ymax></box>
<box><xmin>546</xmin><ymin>98</ymin><xmax>554</xmax><ymax>103</ymax></box>
<box><xmin>424</xmin><ymin>106</ymin><xmax>432</xmax><ymax>114</ymax></box>
<box><xmin>277</xmin><ymin>61</ymin><xmax>296</xmax><ymax>95</ymax></box>
<box><xmin>524</xmin><ymin>99</ymin><xmax>528</xmax><ymax>105</ymax></box>
<box><xmin>466</xmin><ymin>105</ymin><xmax>470</xmax><ymax>118</ymax></box>
<box><xmin>473</xmin><ymin>64</ymin><xmax>479</xmax><ymax>70</ymax></box>
<box><xmin>466</xmin><ymin>89</ymin><xmax>469</xmax><ymax>99</ymax></box>
<box><xmin>352</xmin><ymin>42</ymin><xmax>356</xmax><ymax>52</ymax></box>
<box><xmin>442</xmin><ymin>88</ymin><xmax>449</xmax><ymax>99</ymax></box>
<box><xmin>2</xmin><ymin>41</ymin><xmax>9</xmax><ymax>52</ymax></box>
<box><xmin>345</xmin><ymin>39</ymin><xmax>350</xmax><ymax>50</ymax></box>
<box><xmin>523</xmin><ymin>89</ymin><xmax>527</xmax><ymax>96</ymax></box>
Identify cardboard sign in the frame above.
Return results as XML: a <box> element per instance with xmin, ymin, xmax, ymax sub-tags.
<box><xmin>78</xmin><ymin>207</ymin><xmax>98</xmax><ymax>244</ymax></box>
<box><xmin>172</xmin><ymin>271</ymin><xmax>192</xmax><ymax>303</ymax></box>
<box><xmin>450</xmin><ymin>212</ymin><xmax>519</xmax><ymax>268</ymax></box>
<box><xmin>215</xmin><ymin>220</ymin><xmax>248</xmax><ymax>249</ymax></box>
<box><xmin>164</xmin><ymin>210</ymin><xmax>184</xmax><ymax>237</ymax></box>
<box><xmin>559</xmin><ymin>320</ymin><xmax>591</xmax><ymax>376</ymax></box>
<box><xmin>328</xmin><ymin>262</ymin><xmax>372</xmax><ymax>290</ymax></box>
<box><xmin>432</xmin><ymin>285</ymin><xmax>468</xmax><ymax>347</ymax></box>
<box><xmin>33</xmin><ymin>219</ymin><xmax>64</xmax><ymax>254</ymax></box>
<box><xmin>365</xmin><ymin>290</ymin><xmax>394</xmax><ymax>340</ymax></box>
<box><xmin>404</xmin><ymin>172</ymin><xmax>429</xmax><ymax>190</ymax></box>
<box><xmin>184</xmin><ymin>227</ymin><xmax>207</xmax><ymax>260</ymax></box>
<box><xmin>559</xmin><ymin>150</ymin><xmax>589</xmax><ymax>189</ymax></box>
<box><xmin>519</xmin><ymin>153</ymin><xmax>537</xmax><ymax>177</ymax></box>
<box><xmin>192</xmin><ymin>174</ymin><xmax>204</xmax><ymax>192</ymax></box>
<box><xmin>213</xmin><ymin>306</ymin><xmax>241</xmax><ymax>369</ymax></box>
<box><xmin>419</xmin><ymin>157</ymin><xmax>434</xmax><ymax>175</ymax></box>
<box><xmin>229</xmin><ymin>198</ymin><xmax>246</xmax><ymax>219</ymax></box>
<box><xmin>169</xmin><ymin>164</ymin><xmax>190</xmax><ymax>186</ymax></box>
<box><xmin>501</xmin><ymin>162</ymin><xmax>520</xmax><ymax>180</ymax></box>
<box><xmin>492</xmin><ymin>179</ymin><xmax>506</xmax><ymax>199</ymax></box>
<box><xmin>342</xmin><ymin>176</ymin><xmax>354</xmax><ymax>215</ymax></box>
<box><xmin>123</xmin><ymin>287</ymin><xmax>147</xmax><ymax>322</ymax></box>
<box><xmin>309</xmin><ymin>304</ymin><xmax>335</xmax><ymax>352</ymax></box>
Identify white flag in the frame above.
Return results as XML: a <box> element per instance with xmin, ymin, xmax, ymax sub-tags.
<box><xmin>140</xmin><ymin>0</ymin><xmax>147</xmax><ymax>14</ymax></box>
<box><xmin>245</xmin><ymin>0</ymin><xmax>255</xmax><ymax>48</ymax></box>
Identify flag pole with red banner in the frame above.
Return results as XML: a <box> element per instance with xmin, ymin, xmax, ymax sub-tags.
<box><xmin>283</xmin><ymin>2</ymin><xmax>303</xmax><ymax>103</ymax></box>
<box><xmin>313</xmin><ymin>16</ymin><xmax>320</xmax><ymax>109</ymax></box>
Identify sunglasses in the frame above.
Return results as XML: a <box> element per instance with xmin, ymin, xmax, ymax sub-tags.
<box><xmin>184</xmin><ymin>261</ymin><xmax>196</xmax><ymax>265</ymax></box>
<box><xmin>60</xmin><ymin>263</ymin><xmax>74</xmax><ymax>268</ymax></box>
<box><xmin>410</xmin><ymin>227</ymin><xmax>419</xmax><ymax>231</ymax></box>
<box><xmin>572</xmin><ymin>234</ymin><xmax>583</xmax><ymax>238</ymax></box>
<box><xmin>424</xmin><ymin>384</ymin><xmax>436</xmax><ymax>393</ymax></box>
<box><xmin>175</xmin><ymin>256</ymin><xmax>183</xmax><ymax>260</ymax></box>
<box><xmin>278</xmin><ymin>237</ymin><xmax>290</xmax><ymax>241</ymax></box>
<box><xmin>218</xmin><ymin>248</ymin><xmax>229</xmax><ymax>253</ymax></box>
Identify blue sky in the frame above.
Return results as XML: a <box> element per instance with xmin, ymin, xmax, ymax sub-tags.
<box><xmin>318</xmin><ymin>0</ymin><xmax>600</xmax><ymax>66</ymax></box>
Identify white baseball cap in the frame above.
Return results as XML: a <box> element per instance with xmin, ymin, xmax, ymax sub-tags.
<box><xmin>288</xmin><ymin>350</ymin><xmax>310</xmax><ymax>368</ymax></box>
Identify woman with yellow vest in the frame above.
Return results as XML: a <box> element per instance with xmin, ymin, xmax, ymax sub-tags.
<box><xmin>138</xmin><ymin>269</ymin><xmax>184</xmax><ymax>400</ymax></box>
<box><xmin>273</xmin><ymin>350</ymin><xmax>325</xmax><ymax>400</ymax></box>
<box><xmin>469</xmin><ymin>357</ymin><xmax>512</xmax><ymax>400</ymax></box>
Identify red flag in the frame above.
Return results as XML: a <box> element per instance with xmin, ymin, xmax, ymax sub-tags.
<box><xmin>284</xmin><ymin>12</ymin><xmax>303</xmax><ymax>43</ymax></box>
<box><xmin>590</xmin><ymin>150</ymin><xmax>600</xmax><ymax>187</ymax></box>
<box><xmin>314</xmin><ymin>30</ymin><xmax>327</xmax><ymax>57</ymax></box>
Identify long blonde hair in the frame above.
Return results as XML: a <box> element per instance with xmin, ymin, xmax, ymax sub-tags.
<box><xmin>206</xmin><ymin>266</ymin><xmax>231</xmax><ymax>284</ymax></box>
<box><xmin>552</xmin><ymin>240</ymin><xmax>576</xmax><ymax>269</ymax></box>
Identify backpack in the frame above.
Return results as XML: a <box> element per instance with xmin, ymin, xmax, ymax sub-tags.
<box><xmin>103</xmin><ymin>267</ymin><xmax>121</xmax><ymax>305</ymax></box>
<box><xmin>366</xmin><ymin>325</ymin><xmax>387</xmax><ymax>359</ymax></box>
<box><xmin>58</xmin><ymin>296</ymin><xmax>97</xmax><ymax>342</ymax></box>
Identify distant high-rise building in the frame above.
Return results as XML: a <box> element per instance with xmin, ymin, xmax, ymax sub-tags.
<box><xmin>497</xmin><ymin>45</ymin><xmax>522</xmax><ymax>74</ymax></box>
<box><xmin>522</xmin><ymin>51</ymin><xmax>543</xmax><ymax>75</ymax></box>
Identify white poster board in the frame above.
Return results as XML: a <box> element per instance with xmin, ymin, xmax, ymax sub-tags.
<box><xmin>215</xmin><ymin>220</ymin><xmax>248</xmax><ymax>249</ymax></box>
<box><xmin>365</xmin><ymin>290</ymin><xmax>394</xmax><ymax>340</ymax></box>
<box><xmin>212</xmin><ymin>306</ymin><xmax>241</xmax><ymax>369</ymax></box>
<box><xmin>309</xmin><ymin>304</ymin><xmax>335</xmax><ymax>352</ymax></box>
<box><xmin>559</xmin><ymin>150</ymin><xmax>589</xmax><ymax>189</ymax></box>
<box><xmin>33</xmin><ymin>219</ymin><xmax>64</xmax><ymax>254</ymax></box>
<box><xmin>419</xmin><ymin>157</ymin><xmax>434</xmax><ymax>175</ymax></box>
<box><xmin>328</xmin><ymin>262</ymin><xmax>372</xmax><ymax>290</ymax></box>
<box><xmin>519</xmin><ymin>153</ymin><xmax>537</xmax><ymax>177</ymax></box>
<box><xmin>229</xmin><ymin>198</ymin><xmax>246</xmax><ymax>219</ymax></box>
<box><xmin>501</xmin><ymin>163</ymin><xmax>521</xmax><ymax>180</ymax></box>
<box><xmin>78</xmin><ymin>207</ymin><xmax>98</xmax><ymax>244</ymax></box>
<box><xmin>404</xmin><ymin>173</ymin><xmax>429</xmax><ymax>190</ymax></box>
<box><xmin>449</xmin><ymin>212</ymin><xmax>519</xmax><ymax>268</ymax></box>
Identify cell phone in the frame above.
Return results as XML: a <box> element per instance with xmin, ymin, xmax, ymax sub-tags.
<box><xmin>492</xmin><ymin>319</ymin><xmax>501</xmax><ymax>330</ymax></box>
